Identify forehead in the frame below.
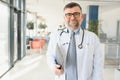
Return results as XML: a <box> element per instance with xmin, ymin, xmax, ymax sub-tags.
<box><xmin>64</xmin><ymin>6</ymin><xmax>81</xmax><ymax>13</ymax></box>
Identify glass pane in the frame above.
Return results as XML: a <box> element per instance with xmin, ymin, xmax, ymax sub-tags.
<box><xmin>2</xmin><ymin>0</ymin><xmax>10</xmax><ymax>3</ymax></box>
<box><xmin>0</xmin><ymin>2</ymin><xmax>10</xmax><ymax>76</ymax></box>
<box><xmin>14</xmin><ymin>0</ymin><xmax>19</xmax><ymax>9</ymax></box>
<box><xmin>13</xmin><ymin>13</ymin><xmax>18</xmax><ymax>62</ymax></box>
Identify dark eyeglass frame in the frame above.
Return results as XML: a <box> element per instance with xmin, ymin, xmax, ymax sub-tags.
<box><xmin>65</xmin><ymin>12</ymin><xmax>81</xmax><ymax>18</ymax></box>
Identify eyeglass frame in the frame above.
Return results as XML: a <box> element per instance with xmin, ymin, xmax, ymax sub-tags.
<box><xmin>64</xmin><ymin>12</ymin><xmax>81</xmax><ymax>18</ymax></box>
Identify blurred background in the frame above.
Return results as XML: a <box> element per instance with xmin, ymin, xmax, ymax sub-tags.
<box><xmin>0</xmin><ymin>0</ymin><xmax>120</xmax><ymax>80</ymax></box>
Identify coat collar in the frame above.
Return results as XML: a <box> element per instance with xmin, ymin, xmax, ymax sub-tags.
<box><xmin>63</xmin><ymin>26</ymin><xmax>81</xmax><ymax>34</ymax></box>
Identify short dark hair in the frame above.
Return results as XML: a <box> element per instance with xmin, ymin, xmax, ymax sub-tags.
<box><xmin>64</xmin><ymin>2</ymin><xmax>82</xmax><ymax>12</ymax></box>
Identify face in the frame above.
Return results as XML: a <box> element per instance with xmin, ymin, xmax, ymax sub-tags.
<box><xmin>64</xmin><ymin>6</ymin><xmax>84</xmax><ymax>30</ymax></box>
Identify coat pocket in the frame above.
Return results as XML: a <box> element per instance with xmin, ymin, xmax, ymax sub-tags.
<box><xmin>55</xmin><ymin>73</ymin><xmax>65</xmax><ymax>80</ymax></box>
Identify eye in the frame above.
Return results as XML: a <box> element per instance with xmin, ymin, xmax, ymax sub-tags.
<box><xmin>65</xmin><ymin>13</ymin><xmax>72</xmax><ymax>17</ymax></box>
<box><xmin>73</xmin><ymin>12</ymin><xmax>80</xmax><ymax>16</ymax></box>
<box><xmin>65</xmin><ymin>12</ymin><xmax>80</xmax><ymax>18</ymax></box>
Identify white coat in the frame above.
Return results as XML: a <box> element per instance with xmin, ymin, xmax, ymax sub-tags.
<box><xmin>46</xmin><ymin>27</ymin><xmax>104</xmax><ymax>80</ymax></box>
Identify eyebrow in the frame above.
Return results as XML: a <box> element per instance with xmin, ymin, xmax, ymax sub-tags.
<box><xmin>64</xmin><ymin>11</ymin><xmax>81</xmax><ymax>14</ymax></box>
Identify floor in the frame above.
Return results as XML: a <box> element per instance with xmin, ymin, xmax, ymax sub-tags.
<box><xmin>1</xmin><ymin>54</ymin><xmax>54</xmax><ymax>80</ymax></box>
<box><xmin>0</xmin><ymin>45</ymin><xmax>118</xmax><ymax>80</ymax></box>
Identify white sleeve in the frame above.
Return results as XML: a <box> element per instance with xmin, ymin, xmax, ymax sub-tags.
<box><xmin>46</xmin><ymin>31</ymin><xmax>59</xmax><ymax>70</ymax></box>
<box><xmin>92</xmin><ymin>34</ymin><xmax>104</xmax><ymax>80</ymax></box>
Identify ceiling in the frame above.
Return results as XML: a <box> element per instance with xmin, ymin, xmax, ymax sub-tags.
<box><xmin>26</xmin><ymin>0</ymin><xmax>120</xmax><ymax>32</ymax></box>
<box><xmin>26</xmin><ymin>0</ymin><xmax>62</xmax><ymax>14</ymax></box>
<box><xmin>26</xmin><ymin>0</ymin><xmax>120</xmax><ymax>20</ymax></box>
<box><xmin>66</xmin><ymin>0</ymin><xmax>120</xmax><ymax>1</ymax></box>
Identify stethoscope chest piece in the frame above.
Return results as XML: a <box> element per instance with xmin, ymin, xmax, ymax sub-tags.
<box><xmin>78</xmin><ymin>44</ymin><xmax>83</xmax><ymax>49</ymax></box>
<box><xmin>77</xmin><ymin>29</ymin><xmax>84</xmax><ymax>49</ymax></box>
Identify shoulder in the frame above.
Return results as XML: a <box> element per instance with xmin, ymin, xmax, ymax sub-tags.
<box><xmin>85</xmin><ymin>30</ymin><xmax>98</xmax><ymax>37</ymax></box>
<box><xmin>50</xmin><ymin>28</ymin><xmax>64</xmax><ymax>39</ymax></box>
<box><xmin>84</xmin><ymin>30</ymin><xmax>100</xmax><ymax>41</ymax></box>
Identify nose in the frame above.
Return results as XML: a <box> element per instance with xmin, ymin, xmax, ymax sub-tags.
<box><xmin>70</xmin><ymin>15</ymin><xmax>75</xmax><ymax>19</ymax></box>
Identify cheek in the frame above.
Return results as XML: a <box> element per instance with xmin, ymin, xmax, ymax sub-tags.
<box><xmin>78</xmin><ymin>18</ymin><xmax>82</xmax><ymax>21</ymax></box>
<box><xmin>79</xmin><ymin>15</ymin><xmax>84</xmax><ymax>21</ymax></box>
<box><xmin>77</xmin><ymin>17</ymin><xmax>82</xmax><ymax>22</ymax></box>
<box><xmin>64</xmin><ymin>18</ymin><xmax>69</xmax><ymax>22</ymax></box>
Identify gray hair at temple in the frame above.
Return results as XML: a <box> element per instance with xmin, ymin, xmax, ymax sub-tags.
<box><xmin>64</xmin><ymin>2</ymin><xmax>82</xmax><ymax>12</ymax></box>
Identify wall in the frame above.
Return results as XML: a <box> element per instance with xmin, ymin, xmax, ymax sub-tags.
<box><xmin>27</xmin><ymin>0</ymin><xmax>65</xmax><ymax>33</ymax></box>
<box><xmin>99</xmin><ymin>6</ymin><xmax>120</xmax><ymax>38</ymax></box>
<box><xmin>26</xmin><ymin>1</ymin><xmax>120</xmax><ymax>36</ymax></box>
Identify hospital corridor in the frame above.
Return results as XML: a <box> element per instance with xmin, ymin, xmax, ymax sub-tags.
<box><xmin>0</xmin><ymin>44</ymin><xmax>118</xmax><ymax>80</ymax></box>
<box><xmin>0</xmin><ymin>0</ymin><xmax>120</xmax><ymax>80</ymax></box>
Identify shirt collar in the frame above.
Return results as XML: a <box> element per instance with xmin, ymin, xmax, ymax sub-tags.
<box><xmin>65</xmin><ymin>26</ymin><xmax>80</xmax><ymax>34</ymax></box>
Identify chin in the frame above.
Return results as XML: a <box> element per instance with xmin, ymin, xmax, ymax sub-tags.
<box><xmin>70</xmin><ymin>24</ymin><xmax>79</xmax><ymax>27</ymax></box>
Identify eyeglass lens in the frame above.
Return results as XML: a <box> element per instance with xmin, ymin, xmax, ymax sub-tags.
<box><xmin>65</xmin><ymin>12</ymin><xmax>80</xmax><ymax>18</ymax></box>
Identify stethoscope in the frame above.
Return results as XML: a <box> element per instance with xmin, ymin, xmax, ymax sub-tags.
<box><xmin>59</xmin><ymin>28</ymin><xmax>84</xmax><ymax>49</ymax></box>
<box><xmin>78</xmin><ymin>29</ymin><xmax>84</xmax><ymax>49</ymax></box>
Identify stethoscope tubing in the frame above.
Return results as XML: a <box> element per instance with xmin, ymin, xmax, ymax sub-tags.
<box><xmin>78</xmin><ymin>29</ymin><xmax>84</xmax><ymax>49</ymax></box>
<box><xmin>59</xmin><ymin>28</ymin><xmax>84</xmax><ymax>49</ymax></box>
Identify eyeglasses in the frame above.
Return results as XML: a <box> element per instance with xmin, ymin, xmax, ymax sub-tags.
<box><xmin>65</xmin><ymin>12</ymin><xmax>80</xmax><ymax>18</ymax></box>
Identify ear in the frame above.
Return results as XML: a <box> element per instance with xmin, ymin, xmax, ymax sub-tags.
<box><xmin>81</xmin><ymin>14</ymin><xmax>84</xmax><ymax>20</ymax></box>
<box><xmin>64</xmin><ymin>15</ymin><xmax>68</xmax><ymax>21</ymax></box>
<box><xmin>64</xmin><ymin>16</ymin><xmax>66</xmax><ymax>20</ymax></box>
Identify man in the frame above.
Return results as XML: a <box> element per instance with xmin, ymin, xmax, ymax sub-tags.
<box><xmin>46</xmin><ymin>2</ymin><xmax>104</xmax><ymax>80</ymax></box>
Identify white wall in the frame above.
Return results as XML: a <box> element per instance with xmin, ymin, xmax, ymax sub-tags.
<box><xmin>99</xmin><ymin>6</ymin><xmax>120</xmax><ymax>38</ymax></box>
<box><xmin>65</xmin><ymin>1</ymin><xmax>120</xmax><ymax>39</ymax></box>
<box><xmin>27</xmin><ymin>0</ymin><xmax>65</xmax><ymax>32</ymax></box>
<box><xmin>27</xmin><ymin>1</ymin><xmax>120</xmax><ymax>36</ymax></box>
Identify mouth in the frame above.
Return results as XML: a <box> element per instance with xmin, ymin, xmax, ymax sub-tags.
<box><xmin>70</xmin><ymin>20</ymin><xmax>77</xmax><ymax>25</ymax></box>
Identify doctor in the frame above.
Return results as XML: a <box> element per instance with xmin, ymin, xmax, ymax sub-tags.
<box><xmin>46</xmin><ymin>2</ymin><xmax>104</xmax><ymax>80</ymax></box>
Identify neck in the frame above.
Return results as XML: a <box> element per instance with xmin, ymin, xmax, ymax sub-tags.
<box><xmin>70</xmin><ymin>26</ymin><xmax>79</xmax><ymax>31</ymax></box>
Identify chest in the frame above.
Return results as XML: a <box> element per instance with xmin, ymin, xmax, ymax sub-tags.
<box><xmin>57</xmin><ymin>32</ymin><xmax>95</xmax><ymax>56</ymax></box>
